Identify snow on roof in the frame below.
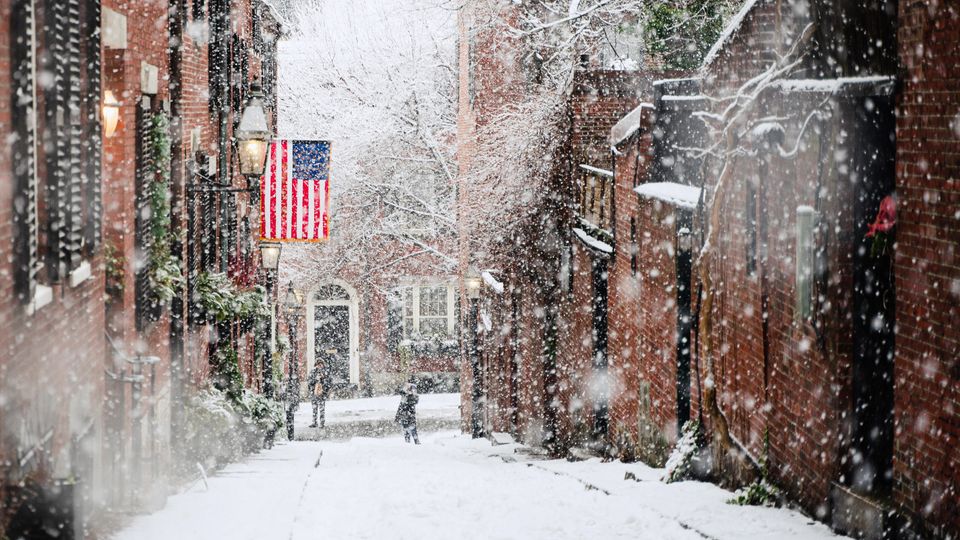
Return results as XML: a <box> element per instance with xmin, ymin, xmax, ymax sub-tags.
<box><xmin>481</xmin><ymin>271</ymin><xmax>505</xmax><ymax>294</ymax></box>
<box><xmin>634</xmin><ymin>182</ymin><xmax>702</xmax><ymax>210</ymax></box>
<box><xmin>661</xmin><ymin>95</ymin><xmax>706</xmax><ymax>102</ymax></box>
<box><xmin>770</xmin><ymin>76</ymin><xmax>896</xmax><ymax>94</ymax></box>
<box><xmin>653</xmin><ymin>77</ymin><xmax>701</xmax><ymax>87</ymax></box>
<box><xmin>572</xmin><ymin>227</ymin><xmax>613</xmax><ymax>254</ymax></box>
<box><xmin>750</xmin><ymin>121</ymin><xmax>785</xmax><ymax>140</ymax></box>
<box><xmin>260</xmin><ymin>0</ymin><xmax>286</xmax><ymax>29</ymax></box>
<box><xmin>610</xmin><ymin>103</ymin><xmax>654</xmax><ymax>147</ymax></box>
<box><xmin>579</xmin><ymin>164</ymin><xmax>613</xmax><ymax>178</ymax></box>
<box><xmin>701</xmin><ymin>0</ymin><xmax>762</xmax><ymax>71</ymax></box>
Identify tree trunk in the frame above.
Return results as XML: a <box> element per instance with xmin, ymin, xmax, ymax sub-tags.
<box><xmin>696</xmin><ymin>129</ymin><xmax>760</xmax><ymax>487</ymax></box>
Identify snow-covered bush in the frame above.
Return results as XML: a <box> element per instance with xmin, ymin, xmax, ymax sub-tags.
<box><xmin>182</xmin><ymin>386</ymin><xmax>281</xmax><ymax>474</ymax></box>
<box><xmin>182</xmin><ymin>387</ymin><xmax>245</xmax><ymax>472</ymax></box>
<box><xmin>241</xmin><ymin>390</ymin><xmax>285</xmax><ymax>436</ymax></box>
<box><xmin>194</xmin><ymin>273</ymin><xmax>267</xmax><ymax>324</ymax></box>
<box><xmin>662</xmin><ymin>420</ymin><xmax>703</xmax><ymax>483</ymax></box>
<box><xmin>727</xmin><ymin>479</ymin><xmax>781</xmax><ymax>507</ymax></box>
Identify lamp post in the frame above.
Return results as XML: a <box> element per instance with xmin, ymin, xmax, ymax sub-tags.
<box><xmin>235</xmin><ymin>79</ymin><xmax>271</xmax><ymax>198</ymax></box>
<box><xmin>258</xmin><ymin>242</ymin><xmax>281</xmax><ymax>398</ymax></box>
<box><xmin>283</xmin><ymin>281</ymin><xmax>302</xmax><ymax>440</ymax></box>
<box><xmin>465</xmin><ymin>273</ymin><xmax>484</xmax><ymax>438</ymax></box>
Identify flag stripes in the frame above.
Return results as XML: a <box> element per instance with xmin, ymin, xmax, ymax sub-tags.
<box><xmin>260</xmin><ymin>139</ymin><xmax>330</xmax><ymax>242</ymax></box>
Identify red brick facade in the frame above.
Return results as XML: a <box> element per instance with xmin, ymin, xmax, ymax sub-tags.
<box><xmin>893</xmin><ymin>0</ymin><xmax>960</xmax><ymax>535</ymax></box>
<box><xmin>0</xmin><ymin>0</ymin><xmax>281</xmax><ymax>530</ymax></box>
<box><xmin>459</xmin><ymin>0</ymin><xmax>959</xmax><ymax>537</ymax></box>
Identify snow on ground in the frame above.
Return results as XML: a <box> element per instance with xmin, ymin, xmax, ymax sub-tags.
<box><xmin>308</xmin><ymin>392</ymin><xmax>460</xmax><ymax>425</ymax></box>
<box><xmin>291</xmin><ymin>392</ymin><xmax>461</xmax><ymax>440</ymax></box>
<box><xmin>112</xmin><ymin>394</ymin><xmax>844</xmax><ymax>540</ymax></box>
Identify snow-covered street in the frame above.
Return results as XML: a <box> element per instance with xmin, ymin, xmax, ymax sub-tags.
<box><xmin>112</xmin><ymin>394</ymin><xmax>843</xmax><ymax>540</ymax></box>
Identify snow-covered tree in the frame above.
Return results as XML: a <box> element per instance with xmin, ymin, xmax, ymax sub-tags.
<box><xmin>278</xmin><ymin>0</ymin><xmax>459</xmax><ymax>288</ymax></box>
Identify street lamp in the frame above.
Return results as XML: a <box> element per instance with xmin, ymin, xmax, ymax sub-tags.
<box><xmin>465</xmin><ymin>270</ymin><xmax>484</xmax><ymax>438</ymax></box>
<box><xmin>465</xmin><ymin>275</ymin><xmax>482</xmax><ymax>300</ymax></box>
<box><xmin>235</xmin><ymin>79</ymin><xmax>271</xmax><ymax>191</ymax></box>
<box><xmin>259</xmin><ymin>241</ymin><xmax>281</xmax><ymax>272</ymax></box>
<box><xmin>283</xmin><ymin>281</ymin><xmax>302</xmax><ymax>440</ymax></box>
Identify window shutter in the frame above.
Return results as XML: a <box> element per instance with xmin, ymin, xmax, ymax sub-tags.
<box><xmin>65</xmin><ymin>0</ymin><xmax>84</xmax><ymax>271</ymax></box>
<box><xmin>82</xmin><ymin>0</ymin><xmax>103</xmax><ymax>254</ymax></box>
<box><xmin>43</xmin><ymin>0</ymin><xmax>71</xmax><ymax>283</ymax></box>
<box><xmin>135</xmin><ymin>101</ymin><xmax>159</xmax><ymax>328</ymax></box>
<box><xmin>192</xmin><ymin>0</ymin><xmax>206</xmax><ymax>21</ymax></box>
<box><xmin>387</xmin><ymin>291</ymin><xmax>403</xmax><ymax>352</ymax></box>
<box><xmin>10</xmin><ymin>0</ymin><xmax>39</xmax><ymax>303</ymax></box>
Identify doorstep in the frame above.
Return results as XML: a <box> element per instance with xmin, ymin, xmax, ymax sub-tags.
<box><xmin>830</xmin><ymin>482</ymin><xmax>891</xmax><ymax>540</ymax></box>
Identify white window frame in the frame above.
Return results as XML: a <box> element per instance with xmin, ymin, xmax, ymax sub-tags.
<box><xmin>400</xmin><ymin>283</ymin><xmax>456</xmax><ymax>338</ymax></box>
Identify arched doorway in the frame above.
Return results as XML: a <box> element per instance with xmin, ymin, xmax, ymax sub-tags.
<box><xmin>306</xmin><ymin>281</ymin><xmax>360</xmax><ymax>387</ymax></box>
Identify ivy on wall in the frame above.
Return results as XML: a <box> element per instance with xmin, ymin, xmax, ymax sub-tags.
<box><xmin>145</xmin><ymin>113</ymin><xmax>184</xmax><ymax>307</ymax></box>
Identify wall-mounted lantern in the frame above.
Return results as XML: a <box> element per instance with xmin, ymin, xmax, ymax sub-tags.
<box><xmin>103</xmin><ymin>91</ymin><xmax>120</xmax><ymax>137</ymax></box>
<box><xmin>235</xmin><ymin>79</ymin><xmax>270</xmax><ymax>188</ymax></box>
<box><xmin>259</xmin><ymin>242</ymin><xmax>282</xmax><ymax>272</ymax></box>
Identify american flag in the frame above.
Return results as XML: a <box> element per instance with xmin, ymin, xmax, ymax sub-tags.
<box><xmin>260</xmin><ymin>139</ymin><xmax>331</xmax><ymax>241</ymax></box>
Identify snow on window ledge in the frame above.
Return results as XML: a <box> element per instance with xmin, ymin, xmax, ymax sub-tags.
<box><xmin>26</xmin><ymin>284</ymin><xmax>54</xmax><ymax>316</ymax></box>
<box><xmin>572</xmin><ymin>227</ymin><xmax>613</xmax><ymax>254</ymax></box>
<box><xmin>69</xmin><ymin>261</ymin><xmax>92</xmax><ymax>288</ymax></box>
<box><xmin>634</xmin><ymin>182</ymin><xmax>702</xmax><ymax>210</ymax></box>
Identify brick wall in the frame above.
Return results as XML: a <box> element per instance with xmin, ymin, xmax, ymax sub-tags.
<box><xmin>894</xmin><ymin>0</ymin><xmax>960</xmax><ymax>534</ymax></box>
<box><xmin>0</xmin><ymin>0</ymin><xmax>106</xmax><ymax>507</ymax></box>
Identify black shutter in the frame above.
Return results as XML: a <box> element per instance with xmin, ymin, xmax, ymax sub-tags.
<box><xmin>10</xmin><ymin>0</ymin><xmax>39</xmax><ymax>303</ymax></box>
<box><xmin>192</xmin><ymin>0</ymin><xmax>206</xmax><ymax>21</ymax></box>
<box><xmin>43</xmin><ymin>0</ymin><xmax>70</xmax><ymax>283</ymax></box>
<box><xmin>65</xmin><ymin>0</ymin><xmax>84</xmax><ymax>271</ymax></box>
<box><xmin>252</xmin><ymin>5</ymin><xmax>263</xmax><ymax>55</ymax></box>
<box><xmin>82</xmin><ymin>0</ymin><xmax>103</xmax><ymax>255</ymax></box>
<box><xmin>387</xmin><ymin>292</ymin><xmax>403</xmax><ymax>353</ymax></box>
<box><xmin>135</xmin><ymin>101</ymin><xmax>159</xmax><ymax>328</ymax></box>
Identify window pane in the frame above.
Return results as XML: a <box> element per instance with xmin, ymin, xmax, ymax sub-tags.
<box><xmin>419</xmin><ymin>317</ymin><xmax>447</xmax><ymax>337</ymax></box>
<box><xmin>404</xmin><ymin>288</ymin><xmax>414</xmax><ymax>318</ymax></box>
<box><xmin>420</xmin><ymin>286</ymin><xmax>447</xmax><ymax>317</ymax></box>
<box><xmin>403</xmin><ymin>316</ymin><xmax>415</xmax><ymax>338</ymax></box>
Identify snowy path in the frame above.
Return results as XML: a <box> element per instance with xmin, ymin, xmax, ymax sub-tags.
<box><xmin>112</xmin><ymin>395</ymin><xmax>844</xmax><ymax>540</ymax></box>
<box><xmin>291</xmin><ymin>392</ymin><xmax>460</xmax><ymax>440</ymax></box>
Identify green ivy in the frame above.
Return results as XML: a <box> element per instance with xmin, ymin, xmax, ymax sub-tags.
<box><xmin>210</xmin><ymin>345</ymin><xmax>244</xmax><ymax>404</ymax></box>
<box><xmin>145</xmin><ymin>113</ymin><xmax>184</xmax><ymax>306</ymax></box>
<box><xmin>642</xmin><ymin>0</ymin><xmax>733</xmax><ymax>70</ymax></box>
<box><xmin>104</xmin><ymin>242</ymin><xmax>126</xmax><ymax>296</ymax></box>
<box><xmin>195</xmin><ymin>272</ymin><xmax>269</xmax><ymax>324</ymax></box>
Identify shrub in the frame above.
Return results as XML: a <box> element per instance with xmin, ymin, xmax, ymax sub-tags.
<box><xmin>662</xmin><ymin>420</ymin><xmax>703</xmax><ymax>483</ymax></box>
<box><xmin>728</xmin><ymin>479</ymin><xmax>781</xmax><ymax>506</ymax></box>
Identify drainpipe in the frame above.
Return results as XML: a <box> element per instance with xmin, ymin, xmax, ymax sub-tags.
<box><xmin>675</xmin><ymin>220</ymin><xmax>694</xmax><ymax>432</ymax></box>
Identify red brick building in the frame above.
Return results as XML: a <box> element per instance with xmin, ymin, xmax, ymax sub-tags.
<box><xmin>0</xmin><ymin>0</ymin><xmax>281</xmax><ymax>534</ymax></box>
<box><xmin>459</xmin><ymin>0</ymin><xmax>959</xmax><ymax>538</ymax></box>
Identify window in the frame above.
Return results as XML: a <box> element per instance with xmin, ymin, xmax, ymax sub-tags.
<box><xmin>795</xmin><ymin>206</ymin><xmax>817</xmax><ymax>320</ymax></box>
<box><xmin>11</xmin><ymin>0</ymin><xmax>101</xmax><ymax>310</ymax></box>
<box><xmin>399</xmin><ymin>284</ymin><xmax>454</xmax><ymax>338</ymax></box>
<box><xmin>746</xmin><ymin>178</ymin><xmax>758</xmax><ymax>275</ymax></box>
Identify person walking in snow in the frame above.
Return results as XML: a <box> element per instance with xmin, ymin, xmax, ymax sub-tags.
<box><xmin>308</xmin><ymin>359</ymin><xmax>330</xmax><ymax>428</ymax></box>
<box><xmin>395</xmin><ymin>379</ymin><xmax>420</xmax><ymax>444</ymax></box>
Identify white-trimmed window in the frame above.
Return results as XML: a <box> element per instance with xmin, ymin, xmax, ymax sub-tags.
<box><xmin>400</xmin><ymin>284</ymin><xmax>455</xmax><ymax>338</ymax></box>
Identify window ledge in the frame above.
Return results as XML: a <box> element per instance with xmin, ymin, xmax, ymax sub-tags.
<box><xmin>26</xmin><ymin>284</ymin><xmax>54</xmax><ymax>316</ymax></box>
<box><xmin>69</xmin><ymin>261</ymin><xmax>92</xmax><ymax>288</ymax></box>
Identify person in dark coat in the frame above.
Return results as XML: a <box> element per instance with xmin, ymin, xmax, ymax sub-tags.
<box><xmin>395</xmin><ymin>380</ymin><xmax>420</xmax><ymax>444</ymax></box>
<box><xmin>307</xmin><ymin>359</ymin><xmax>331</xmax><ymax>428</ymax></box>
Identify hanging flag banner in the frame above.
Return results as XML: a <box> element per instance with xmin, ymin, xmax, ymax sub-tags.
<box><xmin>260</xmin><ymin>139</ymin><xmax>331</xmax><ymax>242</ymax></box>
